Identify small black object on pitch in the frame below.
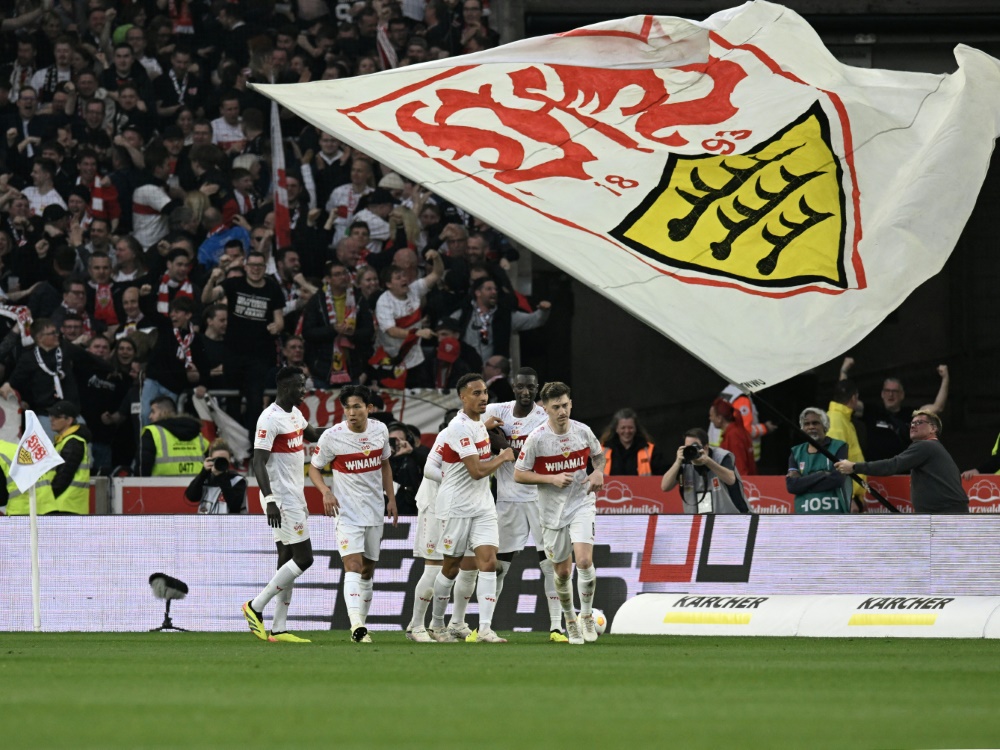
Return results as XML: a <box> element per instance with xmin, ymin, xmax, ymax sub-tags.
<box><xmin>148</xmin><ymin>573</ymin><xmax>191</xmax><ymax>632</ymax></box>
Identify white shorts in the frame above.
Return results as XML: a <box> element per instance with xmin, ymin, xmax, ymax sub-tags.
<box><xmin>440</xmin><ymin>511</ymin><xmax>499</xmax><ymax>557</ymax></box>
<box><xmin>271</xmin><ymin>501</ymin><xmax>311</xmax><ymax>545</ymax></box>
<box><xmin>336</xmin><ymin>519</ymin><xmax>382</xmax><ymax>561</ymax></box>
<box><xmin>497</xmin><ymin>500</ymin><xmax>544</xmax><ymax>554</ymax></box>
<box><xmin>413</xmin><ymin>508</ymin><xmax>444</xmax><ymax>560</ymax></box>
<box><xmin>542</xmin><ymin>505</ymin><xmax>596</xmax><ymax>564</ymax></box>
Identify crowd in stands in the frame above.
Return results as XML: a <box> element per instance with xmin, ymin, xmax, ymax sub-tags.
<box><xmin>0</xmin><ymin>0</ymin><xmax>558</xmax><ymax>474</ymax></box>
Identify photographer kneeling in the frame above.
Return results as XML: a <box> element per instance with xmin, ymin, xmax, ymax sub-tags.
<box><xmin>184</xmin><ymin>438</ymin><xmax>247</xmax><ymax>514</ymax></box>
<box><xmin>661</xmin><ymin>428</ymin><xmax>749</xmax><ymax>514</ymax></box>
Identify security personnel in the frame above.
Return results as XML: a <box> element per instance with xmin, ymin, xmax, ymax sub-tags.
<box><xmin>1</xmin><ymin>439</ymin><xmax>57</xmax><ymax>516</ymax></box>
<box><xmin>138</xmin><ymin>396</ymin><xmax>209</xmax><ymax>476</ymax></box>
<box><xmin>42</xmin><ymin>400</ymin><xmax>92</xmax><ymax>514</ymax></box>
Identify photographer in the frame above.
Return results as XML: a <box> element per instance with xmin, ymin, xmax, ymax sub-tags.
<box><xmin>661</xmin><ymin>428</ymin><xmax>748</xmax><ymax>514</ymax></box>
<box><xmin>184</xmin><ymin>438</ymin><xmax>247</xmax><ymax>514</ymax></box>
<box><xmin>387</xmin><ymin>422</ymin><xmax>425</xmax><ymax>516</ymax></box>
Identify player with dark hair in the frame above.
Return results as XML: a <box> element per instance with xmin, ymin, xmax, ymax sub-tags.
<box><xmin>428</xmin><ymin>372</ymin><xmax>515</xmax><ymax>643</ymax></box>
<box><xmin>308</xmin><ymin>384</ymin><xmax>397</xmax><ymax>643</ymax></box>
<box><xmin>514</xmin><ymin>382</ymin><xmax>605</xmax><ymax>645</ymax></box>
<box><xmin>484</xmin><ymin>367</ymin><xmax>567</xmax><ymax>641</ymax></box>
<box><xmin>242</xmin><ymin>367</ymin><xmax>327</xmax><ymax>643</ymax></box>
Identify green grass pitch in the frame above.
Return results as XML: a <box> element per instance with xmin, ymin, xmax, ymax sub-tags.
<box><xmin>4</xmin><ymin>632</ymin><xmax>1000</xmax><ymax>749</ymax></box>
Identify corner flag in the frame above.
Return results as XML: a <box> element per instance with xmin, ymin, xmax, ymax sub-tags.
<box><xmin>10</xmin><ymin>411</ymin><xmax>64</xmax><ymax>493</ymax></box>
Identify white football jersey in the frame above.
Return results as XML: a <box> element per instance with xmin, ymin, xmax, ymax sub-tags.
<box><xmin>374</xmin><ymin>277</ymin><xmax>428</xmax><ymax>368</ymax></box>
<box><xmin>311</xmin><ymin>420</ymin><xmax>390</xmax><ymax>526</ymax></box>
<box><xmin>515</xmin><ymin>419</ymin><xmax>602</xmax><ymax>528</ymax></box>
<box><xmin>415</xmin><ymin>432</ymin><xmax>447</xmax><ymax>513</ymax></box>
<box><xmin>485</xmin><ymin>401</ymin><xmax>547</xmax><ymax>503</ymax></box>
<box><xmin>435</xmin><ymin>411</ymin><xmax>493</xmax><ymax>519</ymax></box>
<box><xmin>254</xmin><ymin>403</ymin><xmax>309</xmax><ymax>507</ymax></box>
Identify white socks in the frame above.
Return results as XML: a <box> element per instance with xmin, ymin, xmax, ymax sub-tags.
<box><xmin>494</xmin><ymin>560</ymin><xmax>511</xmax><ymax>601</ymax></box>
<box><xmin>271</xmin><ymin>580</ymin><xmax>294</xmax><ymax>633</ymax></box>
<box><xmin>539</xmin><ymin>558</ymin><xmax>562</xmax><ymax>631</ymax></box>
<box><xmin>555</xmin><ymin>573</ymin><xmax>575</xmax><ymax>622</ymax></box>
<box><xmin>408</xmin><ymin>565</ymin><xmax>440</xmax><ymax>631</ymax></box>
<box><xmin>251</xmin><ymin>560</ymin><xmax>303</xmax><ymax>614</ymax></box>
<box><xmin>477</xmin><ymin>571</ymin><xmax>498</xmax><ymax>632</ymax></box>
<box><xmin>448</xmin><ymin>568</ymin><xmax>478</xmax><ymax>627</ymax></box>
<box><xmin>577</xmin><ymin>565</ymin><xmax>597</xmax><ymax>616</ymax></box>
<box><xmin>431</xmin><ymin>571</ymin><xmax>456</xmax><ymax>628</ymax></box>
<box><xmin>344</xmin><ymin>571</ymin><xmax>363</xmax><ymax>628</ymax></box>
<box><xmin>359</xmin><ymin>577</ymin><xmax>374</xmax><ymax>624</ymax></box>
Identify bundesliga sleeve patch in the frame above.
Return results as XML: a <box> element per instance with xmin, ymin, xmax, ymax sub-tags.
<box><xmin>461</xmin><ymin>437</ymin><xmax>471</xmax><ymax>447</ymax></box>
<box><xmin>257</xmin><ymin>429</ymin><xmax>268</xmax><ymax>440</ymax></box>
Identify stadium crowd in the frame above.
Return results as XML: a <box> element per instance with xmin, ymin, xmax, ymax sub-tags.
<box><xmin>0</xmin><ymin>0</ymin><xmax>558</xmax><ymax>474</ymax></box>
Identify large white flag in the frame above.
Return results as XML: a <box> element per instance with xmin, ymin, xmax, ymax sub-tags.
<box><xmin>253</xmin><ymin>1</ymin><xmax>1000</xmax><ymax>391</ymax></box>
<box><xmin>10</xmin><ymin>411</ymin><xmax>64</xmax><ymax>493</ymax></box>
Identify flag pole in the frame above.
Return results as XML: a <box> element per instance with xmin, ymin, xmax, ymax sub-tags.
<box><xmin>28</xmin><ymin>484</ymin><xmax>41</xmax><ymax>631</ymax></box>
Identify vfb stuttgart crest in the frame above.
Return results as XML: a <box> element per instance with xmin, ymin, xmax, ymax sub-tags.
<box><xmin>611</xmin><ymin>102</ymin><xmax>848</xmax><ymax>290</ymax></box>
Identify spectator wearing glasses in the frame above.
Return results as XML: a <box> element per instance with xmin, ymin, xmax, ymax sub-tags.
<box><xmin>840</xmin><ymin>358</ymin><xmax>950</xmax><ymax>461</ymax></box>
<box><xmin>837</xmin><ymin>410</ymin><xmax>967</xmax><ymax>514</ymax></box>
<box><xmin>786</xmin><ymin>407</ymin><xmax>851</xmax><ymax>514</ymax></box>
<box><xmin>0</xmin><ymin>317</ymin><xmax>111</xmax><ymax>438</ymax></box>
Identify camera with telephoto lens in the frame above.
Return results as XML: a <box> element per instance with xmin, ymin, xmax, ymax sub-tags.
<box><xmin>212</xmin><ymin>456</ymin><xmax>229</xmax><ymax>472</ymax></box>
<box><xmin>389</xmin><ymin>437</ymin><xmax>399</xmax><ymax>455</ymax></box>
<box><xmin>682</xmin><ymin>443</ymin><xmax>703</xmax><ymax>463</ymax></box>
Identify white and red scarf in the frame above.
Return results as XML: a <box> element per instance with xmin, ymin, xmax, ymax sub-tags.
<box><xmin>157</xmin><ymin>273</ymin><xmax>194</xmax><ymax>314</ymax></box>
<box><xmin>323</xmin><ymin>281</ymin><xmax>357</xmax><ymax>385</ymax></box>
<box><xmin>174</xmin><ymin>326</ymin><xmax>194</xmax><ymax>369</ymax></box>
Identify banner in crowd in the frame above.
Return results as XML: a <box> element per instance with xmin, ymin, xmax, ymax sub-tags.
<box><xmin>254</xmin><ymin>2</ymin><xmax>1000</xmax><ymax>391</ymax></box>
<box><xmin>4</xmin><ymin>515</ymin><xmax>1000</xmax><ymax>631</ymax></box>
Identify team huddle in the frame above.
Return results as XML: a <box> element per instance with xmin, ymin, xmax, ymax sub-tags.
<box><xmin>240</xmin><ymin>366</ymin><xmax>605</xmax><ymax>644</ymax></box>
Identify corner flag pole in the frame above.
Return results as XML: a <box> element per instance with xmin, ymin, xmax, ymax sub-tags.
<box><xmin>29</xmin><ymin>485</ymin><xmax>41</xmax><ymax>631</ymax></box>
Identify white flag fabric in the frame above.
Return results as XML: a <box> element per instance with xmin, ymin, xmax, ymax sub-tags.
<box><xmin>270</xmin><ymin>98</ymin><xmax>292</xmax><ymax>249</ymax></box>
<box><xmin>10</xmin><ymin>411</ymin><xmax>64</xmax><ymax>493</ymax></box>
<box><xmin>252</xmin><ymin>1</ymin><xmax>1000</xmax><ymax>390</ymax></box>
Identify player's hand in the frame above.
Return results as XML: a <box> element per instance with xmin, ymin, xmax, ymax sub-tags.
<box><xmin>497</xmin><ymin>447</ymin><xmax>514</xmax><ymax>464</ymax></box>
<box><xmin>266</xmin><ymin>502</ymin><xmax>281</xmax><ymax>528</ymax></box>
<box><xmin>587</xmin><ymin>471</ymin><xmax>604</xmax><ymax>494</ymax></box>
<box><xmin>484</xmin><ymin>415</ymin><xmax>503</xmax><ymax>430</ymax></box>
<box><xmin>386</xmin><ymin>498</ymin><xmax>398</xmax><ymax>527</ymax></box>
<box><xmin>550</xmin><ymin>472</ymin><xmax>574</xmax><ymax>488</ymax></box>
<box><xmin>835</xmin><ymin>460</ymin><xmax>855</xmax><ymax>475</ymax></box>
<box><xmin>323</xmin><ymin>490</ymin><xmax>340</xmax><ymax>517</ymax></box>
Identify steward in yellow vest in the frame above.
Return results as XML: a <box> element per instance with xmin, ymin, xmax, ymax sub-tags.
<box><xmin>43</xmin><ymin>400</ymin><xmax>92</xmax><ymax>514</ymax></box>
<box><xmin>0</xmin><ymin>439</ymin><xmax>56</xmax><ymax>515</ymax></box>
<box><xmin>138</xmin><ymin>396</ymin><xmax>208</xmax><ymax>476</ymax></box>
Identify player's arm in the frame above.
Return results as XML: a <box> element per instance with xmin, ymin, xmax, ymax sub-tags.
<box><xmin>308</xmin><ymin>438</ymin><xmax>340</xmax><ymax>516</ymax></box>
<box><xmin>252</xmin><ymin>448</ymin><xmax>281</xmax><ymax>528</ymax></box>
<box><xmin>461</xmin><ymin>448</ymin><xmax>513</xmax><ymax>480</ymax></box>
<box><xmin>303</xmin><ymin>424</ymin><xmax>327</xmax><ymax>442</ymax></box>
<box><xmin>382</xmin><ymin>461</ymin><xmax>398</xmax><ymax>526</ymax></box>
<box><xmin>587</xmin><ymin>438</ymin><xmax>606</xmax><ymax>493</ymax></box>
<box><xmin>514</xmin><ymin>467</ymin><xmax>574</xmax><ymax>488</ymax></box>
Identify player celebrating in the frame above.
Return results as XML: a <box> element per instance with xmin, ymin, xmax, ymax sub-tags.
<box><xmin>429</xmin><ymin>373</ymin><xmax>515</xmax><ymax>643</ymax></box>
<box><xmin>308</xmin><ymin>385</ymin><xmax>398</xmax><ymax>642</ymax></box>
<box><xmin>242</xmin><ymin>366</ymin><xmax>327</xmax><ymax>643</ymax></box>
<box><xmin>485</xmin><ymin>367</ymin><xmax>567</xmax><ymax>642</ymax></box>
<box><xmin>514</xmin><ymin>382</ymin><xmax>605</xmax><ymax>645</ymax></box>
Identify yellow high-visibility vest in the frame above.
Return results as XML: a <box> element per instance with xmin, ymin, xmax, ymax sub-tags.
<box><xmin>0</xmin><ymin>440</ymin><xmax>57</xmax><ymax>516</ymax></box>
<box><xmin>142</xmin><ymin>425</ymin><xmax>209</xmax><ymax>476</ymax></box>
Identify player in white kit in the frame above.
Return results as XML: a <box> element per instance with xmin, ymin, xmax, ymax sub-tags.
<box><xmin>242</xmin><ymin>367</ymin><xmax>328</xmax><ymax>643</ymax></box>
<box><xmin>485</xmin><ymin>367</ymin><xmax>567</xmax><ymax>642</ymax></box>
<box><xmin>429</xmin><ymin>373</ymin><xmax>515</xmax><ymax>643</ymax></box>
<box><xmin>403</xmin><ymin>429</ymin><xmax>447</xmax><ymax>642</ymax></box>
<box><xmin>308</xmin><ymin>385</ymin><xmax>398</xmax><ymax>643</ymax></box>
<box><xmin>514</xmin><ymin>382</ymin><xmax>605</xmax><ymax>645</ymax></box>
